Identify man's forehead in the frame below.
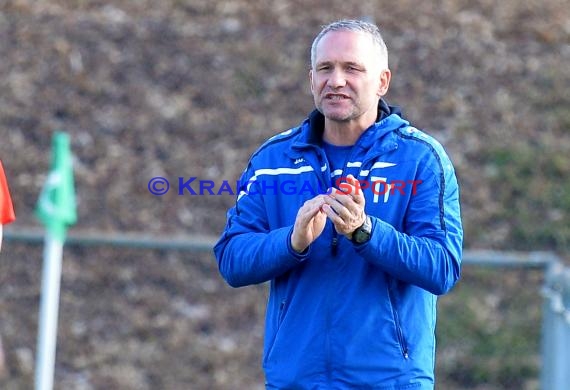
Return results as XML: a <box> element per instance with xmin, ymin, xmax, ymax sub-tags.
<box><xmin>319</xmin><ymin>29</ymin><xmax>372</xmax><ymax>43</ymax></box>
<box><xmin>314</xmin><ymin>30</ymin><xmax>376</xmax><ymax>63</ymax></box>
<box><xmin>316</xmin><ymin>30</ymin><xmax>374</xmax><ymax>52</ymax></box>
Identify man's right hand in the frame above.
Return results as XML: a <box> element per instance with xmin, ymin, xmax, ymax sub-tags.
<box><xmin>290</xmin><ymin>195</ymin><xmax>327</xmax><ymax>253</ymax></box>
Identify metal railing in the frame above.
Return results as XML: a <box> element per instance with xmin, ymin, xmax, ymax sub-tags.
<box><xmin>4</xmin><ymin>227</ymin><xmax>569</xmax><ymax>389</ymax></box>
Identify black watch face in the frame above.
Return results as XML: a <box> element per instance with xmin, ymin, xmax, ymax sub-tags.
<box><xmin>354</xmin><ymin>229</ymin><xmax>370</xmax><ymax>244</ymax></box>
<box><xmin>353</xmin><ymin>217</ymin><xmax>371</xmax><ymax>243</ymax></box>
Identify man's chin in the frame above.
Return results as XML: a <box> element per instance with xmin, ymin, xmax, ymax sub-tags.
<box><xmin>319</xmin><ymin>106</ymin><xmax>349</xmax><ymax>120</ymax></box>
<box><xmin>323</xmin><ymin>111</ymin><xmax>353</xmax><ymax>122</ymax></box>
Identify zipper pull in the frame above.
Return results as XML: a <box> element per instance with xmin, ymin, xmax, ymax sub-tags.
<box><xmin>331</xmin><ymin>230</ymin><xmax>338</xmax><ymax>256</ymax></box>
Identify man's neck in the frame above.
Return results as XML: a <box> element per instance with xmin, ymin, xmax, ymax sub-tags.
<box><xmin>323</xmin><ymin>118</ymin><xmax>375</xmax><ymax>146</ymax></box>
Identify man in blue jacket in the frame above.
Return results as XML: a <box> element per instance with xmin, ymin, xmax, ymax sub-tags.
<box><xmin>214</xmin><ymin>19</ymin><xmax>463</xmax><ymax>389</ymax></box>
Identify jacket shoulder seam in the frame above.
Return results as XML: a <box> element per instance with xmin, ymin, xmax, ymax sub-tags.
<box><xmin>395</xmin><ymin>128</ymin><xmax>448</xmax><ymax>231</ymax></box>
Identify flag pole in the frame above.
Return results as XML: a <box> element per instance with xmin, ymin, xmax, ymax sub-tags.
<box><xmin>34</xmin><ymin>132</ymin><xmax>77</xmax><ymax>390</ymax></box>
<box><xmin>35</xmin><ymin>235</ymin><xmax>64</xmax><ymax>390</ymax></box>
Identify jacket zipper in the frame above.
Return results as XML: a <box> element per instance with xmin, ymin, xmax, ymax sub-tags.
<box><xmin>331</xmin><ymin>230</ymin><xmax>338</xmax><ymax>256</ymax></box>
<box><xmin>324</xmin><ymin>144</ymin><xmax>355</xmax><ymax>259</ymax></box>
<box><xmin>393</xmin><ymin>308</ymin><xmax>409</xmax><ymax>359</ymax></box>
<box><xmin>388</xmin><ymin>286</ymin><xmax>409</xmax><ymax>359</ymax></box>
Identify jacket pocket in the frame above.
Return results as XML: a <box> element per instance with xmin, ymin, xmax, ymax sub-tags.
<box><xmin>264</xmin><ymin>299</ymin><xmax>287</xmax><ymax>365</ymax></box>
<box><xmin>387</xmin><ymin>283</ymin><xmax>409</xmax><ymax>359</ymax></box>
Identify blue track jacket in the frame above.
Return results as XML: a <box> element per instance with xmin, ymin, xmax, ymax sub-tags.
<box><xmin>214</xmin><ymin>101</ymin><xmax>463</xmax><ymax>389</ymax></box>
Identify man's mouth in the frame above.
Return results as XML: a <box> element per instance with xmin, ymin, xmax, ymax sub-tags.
<box><xmin>325</xmin><ymin>93</ymin><xmax>350</xmax><ymax>101</ymax></box>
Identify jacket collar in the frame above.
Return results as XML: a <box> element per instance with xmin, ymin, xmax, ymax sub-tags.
<box><xmin>288</xmin><ymin>99</ymin><xmax>408</xmax><ymax>158</ymax></box>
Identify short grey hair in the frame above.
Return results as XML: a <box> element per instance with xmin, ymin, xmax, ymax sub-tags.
<box><xmin>310</xmin><ymin>19</ymin><xmax>389</xmax><ymax>70</ymax></box>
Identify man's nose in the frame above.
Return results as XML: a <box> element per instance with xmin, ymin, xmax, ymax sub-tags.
<box><xmin>327</xmin><ymin>69</ymin><xmax>347</xmax><ymax>88</ymax></box>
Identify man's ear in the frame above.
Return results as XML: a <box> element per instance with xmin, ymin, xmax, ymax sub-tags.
<box><xmin>378</xmin><ymin>69</ymin><xmax>392</xmax><ymax>97</ymax></box>
<box><xmin>309</xmin><ymin>69</ymin><xmax>315</xmax><ymax>94</ymax></box>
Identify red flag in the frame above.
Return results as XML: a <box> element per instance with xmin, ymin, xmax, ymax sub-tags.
<box><xmin>0</xmin><ymin>160</ymin><xmax>16</xmax><ymax>224</ymax></box>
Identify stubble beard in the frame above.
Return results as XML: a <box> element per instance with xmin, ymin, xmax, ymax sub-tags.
<box><xmin>316</xmin><ymin>98</ymin><xmax>360</xmax><ymax>123</ymax></box>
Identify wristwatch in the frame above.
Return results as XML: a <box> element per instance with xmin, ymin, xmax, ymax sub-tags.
<box><xmin>351</xmin><ymin>215</ymin><xmax>372</xmax><ymax>244</ymax></box>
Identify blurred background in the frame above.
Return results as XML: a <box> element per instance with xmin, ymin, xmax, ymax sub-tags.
<box><xmin>0</xmin><ymin>0</ymin><xmax>569</xmax><ymax>389</ymax></box>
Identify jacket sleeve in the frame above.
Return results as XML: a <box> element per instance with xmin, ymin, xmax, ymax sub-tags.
<box><xmin>213</xmin><ymin>162</ymin><xmax>308</xmax><ymax>288</ymax></box>
<box><xmin>355</xmin><ymin>150</ymin><xmax>463</xmax><ymax>295</ymax></box>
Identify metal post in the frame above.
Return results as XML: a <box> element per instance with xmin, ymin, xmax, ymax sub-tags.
<box><xmin>540</xmin><ymin>261</ymin><xmax>570</xmax><ymax>389</ymax></box>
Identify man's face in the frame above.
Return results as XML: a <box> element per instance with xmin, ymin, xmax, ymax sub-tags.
<box><xmin>310</xmin><ymin>30</ymin><xmax>390</xmax><ymax>125</ymax></box>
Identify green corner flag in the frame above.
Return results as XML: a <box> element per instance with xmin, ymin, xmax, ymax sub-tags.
<box><xmin>35</xmin><ymin>132</ymin><xmax>77</xmax><ymax>241</ymax></box>
<box><xmin>34</xmin><ymin>132</ymin><xmax>77</xmax><ymax>390</ymax></box>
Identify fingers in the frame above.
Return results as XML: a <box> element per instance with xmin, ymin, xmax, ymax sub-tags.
<box><xmin>322</xmin><ymin>201</ymin><xmax>364</xmax><ymax>235</ymax></box>
<box><xmin>327</xmin><ymin>175</ymin><xmax>365</xmax><ymax>214</ymax></box>
<box><xmin>292</xmin><ymin>174</ymin><xmax>367</xmax><ymax>247</ymax></box>
<box><xmin>297</xmin><ymin>195</ymin><xmax>325</xmax><ymax>222</ymax></box>
<box><xmin>326</xmin><ymin>188</ymin><xmax>360</xmax><ymax>216</ymax></box>
<box><xmin>323</xmin><ymin>175</ymin><xmax>366</xmax><ymax>235</ymax></box>
<box><xmin>336</xmin><ymin>174</ymin><xmax>365</xmax><ymax>205</ymax></box>
<box><xmin>291</xmin><ymin>195</ymin><xmax>327</xmax><ymax>252</ymax></box>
